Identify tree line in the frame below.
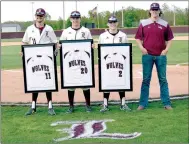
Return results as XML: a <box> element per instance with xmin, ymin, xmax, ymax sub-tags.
<box><xmin>3</xmin><ymin>3</ymin><xmax>188</xmax><ymax>31</ymax></box>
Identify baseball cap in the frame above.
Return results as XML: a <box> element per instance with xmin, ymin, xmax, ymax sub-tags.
<box><xmin>108</xmin><ymin>16</ymin><xmax>118</xmax><ymax>23</ymax></box>
<box><xmin>70</xmin><ymin>11</ymin><xmax>81</xmax><ymax>18</ymax></box>
<box><xmin>35</xmin><ymin>8</ymin><xmax>46</xmax><ymax>16</ymax></box>
<box><xmin>150</xmin><ymin>3</ymin><xmax>160</xmax><ymax>10</ymax></box>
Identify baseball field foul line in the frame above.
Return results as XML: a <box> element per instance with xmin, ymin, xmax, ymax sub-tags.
<box><xmin>176</xmin><ymin>62</ymin><xmax>189</xmax><ymax>67</ymax></box>
<box><xmin>1</xmin><ymin>95</ymin><xmax>188</xmax><ymax>106</ymax></box>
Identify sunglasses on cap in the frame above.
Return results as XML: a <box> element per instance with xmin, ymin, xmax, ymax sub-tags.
<box><xmin>108</xmin><ymin>21</ymin><xmax>117</xmax><ymax>23</ymax></box>
<box><xmin>36</xmin><ymin>15</ymin><xmax>44</xmax><ymax>18</ymax></box>
<box><xmin>151</xmin><ymin>9</ymin><xmax>159</xmax><ymax>11</ymax></box>
<box><xmin>70</xmin><ymin>12</ymin><xmax>80</xmax><ymax>17</ymax></box>
<box><xmin>36</xmin><ymin>12</ymin><xmax>45</xmax><ymax>16</ymax></box>
<box><xmin>71</xmin><ymin>17</ymin><xmax>80</xmax><ymax>19</ymax></box>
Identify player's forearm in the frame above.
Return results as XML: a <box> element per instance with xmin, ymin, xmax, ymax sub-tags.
<box><xmin>20</xmin><ymin>42</ymin><xmax>28</xmax><ymax>53</ymax></box>
<box><xmin>165</xmin><ymin>40</ymin><xmax>172</xmax><ymax>51</ymax></box>
<box><xmin>22</xmin><ymin>42</ymin><xmax>28</xmax><ymax>45</ymax></box>
<box><xmin>55</xmin><ymin>42</ymin><xmax>58</xmax><ymax>48</ymax></box>
<box><xmin>136</xmin><ymin>39</ymin><xmax>144</xmax><ymax>50</ymax></box>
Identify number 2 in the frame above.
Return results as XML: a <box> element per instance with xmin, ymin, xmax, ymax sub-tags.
<box><xmin>119</xmin><ymin>71</ymin><xmax>122</xmax><ymax>77</ymax></box>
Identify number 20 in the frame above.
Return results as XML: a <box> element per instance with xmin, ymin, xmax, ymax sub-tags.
<box><xmin>81</xmin><ymin>67</ymin><xmax>88</xmax><ymax>74</ymax></box>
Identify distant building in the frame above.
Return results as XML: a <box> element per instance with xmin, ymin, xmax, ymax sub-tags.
<box><xmin>84</xmin><ymin>23</ymin><xmax>96</xmax><ymax>29</ymax></box>
<box><xmin>1</xmin><ymin>24</ymin><xmax>21</xmax><ymax>32</ymax></box>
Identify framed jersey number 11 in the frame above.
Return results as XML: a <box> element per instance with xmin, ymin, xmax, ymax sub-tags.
<box><xmin>98</xmin><ymin>43</ymin><xmax>133</xmax><ymax>92</ymax></box>
<box><xmin>22</xmin><ymin>43</ymin><xmax>58</xmax><ymax>93</ymax></box>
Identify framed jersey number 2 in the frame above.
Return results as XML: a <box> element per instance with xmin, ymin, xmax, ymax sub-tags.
<box><xmin>98</xmin><ymin>43</ymin><xmax>133</xmax><ymax>92</ymax></box>
<box><xmin>60</xmin><ymin>39</ymin><xmax>95</xmax><ymax>89</ymax></box>
<box><xmin>22</xmin><ymin>43</ymin><xmax>58</xmax><ymax>93</ymax></box>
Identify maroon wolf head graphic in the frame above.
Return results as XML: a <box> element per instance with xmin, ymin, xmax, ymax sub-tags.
<box><xmin>51</xmin><ymin>119</ymin><xmax>141</xmax><ymax>141</ymax></box>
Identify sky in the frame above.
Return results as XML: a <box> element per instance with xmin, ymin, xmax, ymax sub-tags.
<box><xmin>1</xmin><ymin>1</ymin><xmax>188</xmax><ymax>22</ymax></box>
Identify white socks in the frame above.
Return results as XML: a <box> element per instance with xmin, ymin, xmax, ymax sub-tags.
<box><xmin>121</xmin><ymin>97</ymin><xmax>126</xmax><ymax>106</ymax></box>
<box><xmin>103</xmin><ymin>96</ymin><xmax>126</xmax><ymax>107</ymax></box>
<box><xmin>31</xmin><ymin>101</ymin><xmax>35</xmax><ymax>109</ymax></box>
<box><xmin>48</xmin><ymin>101</ymin><xmax>52</xmax><ymax>109</ymax></box>
<box><xmin>104</xmin><ymin>98</ymin><xmax>108</xmax><ymax>107</ymax></box>
<box><xmin>31</xmin><ymin>101</ymin><xmax>52</xmax><ymax>109</ymax></box>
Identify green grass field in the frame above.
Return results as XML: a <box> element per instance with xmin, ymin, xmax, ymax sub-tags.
<box><xmin>1</xmin><ymin>40</ymin><xmax>188</xmax><ymax>69</ymax></box>
<box><xmin>1</xmin><ymin>99</ymin><xmax>188</xmax><ymax>144</ymax></box>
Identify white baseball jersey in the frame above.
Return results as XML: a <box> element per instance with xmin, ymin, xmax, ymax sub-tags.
<box><xmin>102</xmin><ymin>52</ymin><xmax>126</xmax><ymax>87</ymax></box>
<box><xmin>60</xmin><ymin>26</ymin><xmax>92</xmax><ymax>40</ymax></box>
<box><xmin>99</xmin><ymin>30</ymin><xmax>129</xmax><ymax>89</ymax></box>
<box><xmin>22</xmin><ymin>24</ymin><xmax>57</xmax><ymax>44</ymax></box>
<box><xmin>99</xmin><ymin>30</ymin><xmax>128</xmax><ymax>44</ymax></box>
<box><xmin>26</xmin><ymin>55</ymin><xmax>55</xmax><ymax>90</ymax></box>
<box><xmin>63</xmin><ymin>49</ymin><xmax>91</xmax><ymax>85</ymax></box>
<box><xmin>60</xmin><ymin>26</ymin><xmax>92</xmax><ymax>87</ymax></box>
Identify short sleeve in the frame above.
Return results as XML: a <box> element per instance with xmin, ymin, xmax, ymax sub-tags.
<box><xmin>165</xmin><ymin>24</ymin><xmax>174</xmax><ymax>41</ymax></box>
<box><xmin>60</xmin><ymin>30</ymin><xmax>67</xmax><ymax>40</ymax></box>
<box><xmin>125</xmin><ymin>34</ymin><xmax>128</xmax><ymax>43</ymax></box>
<box><xmin>98</xmin><ymin>34</ymin><xmax>102</xmax><ymax>44</ymax></box>
<box><xmin>22</xmin><ymin>28</ymin><xmax>29</xmax><ymax>43</ymax></box>
<box><xmin>87</xmin><ymin>29</ymin><xmax>92</xmax><ymax>39</ymax></box>
<box><xmin>49</xmin><ymin>28</ymin><xmax>58</xmax><ymax>43</ymax></box>
<box><xmin>135</xmin><ymin>24</ymin><xmax>143</xmax><ymax>40</ymax></box>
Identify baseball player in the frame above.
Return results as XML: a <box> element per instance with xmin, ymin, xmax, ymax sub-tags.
<box><xmin>59</xmin><ymin>11</ymin><xmax>94</xmax><ymax>113</ymax></box>
<box><xmin>135</xmin><ymin>3</ymin><xmax>174</xmax><ymax>110</ymax></box>
<box><xmin>21</xmin><ymin>8</ymin><xmax>58</xmax><ymax>116</ymax></box>
<box><xmin>98</xmin><ymin>16</ymin><xmax>131</xmax><ymax>113</ymax></box>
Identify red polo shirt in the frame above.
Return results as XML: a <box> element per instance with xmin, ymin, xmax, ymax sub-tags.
<box><xmin>135</xmin><ymin>18</ymin><xmax>174</xmax><ymax>56</ymax></box>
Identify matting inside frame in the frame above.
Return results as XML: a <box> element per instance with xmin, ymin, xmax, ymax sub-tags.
<box><xmin>100</xmin><ymin>45</ymin><xmax>131</xmax><ymax>90</ymax></box>
<box><xmin>24</xmin><ymin>46</ymin><xmax>56</xmax><ymax>91</ymax></box>
<box><xmin>61</xmin><ymin>41</ymin><xmax>93</xmax><ymax>87</ymax></box>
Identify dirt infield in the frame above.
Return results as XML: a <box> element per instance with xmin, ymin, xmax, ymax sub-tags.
<box><xmin>1</xmin><ymin>64</ymin><xmax>188</xmax><ymax>104</ymax></box>
<box><xmin>1</xmin><ymin>36</ymin><xmax>188</xmax><ymax>104</ymax></box>
<box><xmin>1</xmin><ymin>36</ymin><xmax>188</xmax><ymax>46</ymax></box>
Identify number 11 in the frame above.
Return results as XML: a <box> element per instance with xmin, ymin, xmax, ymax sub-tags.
<box><xmin>45</xmin><ymin>73</ymin><xmax>51</xmax><ymax>79</ymax></box>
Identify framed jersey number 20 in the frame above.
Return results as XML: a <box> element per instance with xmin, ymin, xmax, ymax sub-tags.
<box><xmin>59</xmin><ymin>39</ymin><xmax>95</xmax><ymax>89</ymax></box>
<box><xmin>98</xmin><ymin>43</ymin><xmax>133</xmax><ymax>92</ymax></box>
<box><xmin>22</xmin><ymin>43</ymin><xmax>58</xmax><ymax>93</ymax></box>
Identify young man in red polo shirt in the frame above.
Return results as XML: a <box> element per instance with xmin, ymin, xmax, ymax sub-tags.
<box><xmin>135</xmin><ymin>3</ymin><xmax>174</xmax><ymax>110</ymax></box>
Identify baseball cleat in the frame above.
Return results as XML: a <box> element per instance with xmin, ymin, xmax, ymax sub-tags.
<box><xmin>85</xmin><ymin>105</ymin><xmax>92</xmax><ymax>112</ymax></box>
<box><xmin>120</xmin><ymin>104</ymin><xmax>131</xmax><ymax>111</ymax></box>
<box><xmin>66</xmin><ymin>106</ymin><xmax>74</xmax><ymax>114</ymax></box>
<box><xmin>25</xmin><ymin>108</ymin><xmax>36</xmax><ymax>116</ymax></box>
<box><xmin>48</xmin><ymin>108</ymin><xmax>56</xmax><ymax>115</ymax></box>
<box><xmin>100</xmin><ymin>105</ymin><xmax>109</xmax><ymax>113</ymax></box>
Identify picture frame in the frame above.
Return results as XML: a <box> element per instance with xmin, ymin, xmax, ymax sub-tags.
<box><xmin>59</xmin><ymin>39</ymin><xmax>95</xmax><ymax>89</ymax></box>
<box><xmin>22</xmin><ymin>43</ymin><xmax>58</xmax><ymax>93</ymax></box>
<box><xmin>98</xmin><ymin>43</ymin><xmax>133</xmax><ymax>92</ymax></box>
